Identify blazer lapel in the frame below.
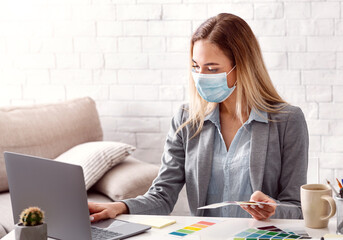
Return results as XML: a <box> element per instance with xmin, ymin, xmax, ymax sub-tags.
<box><xmin>195</xmin><ymin>121</ymin><xmax>215</xmax><ymax>215</ymax></box>
<box><xmin>250</xmin><ymin>121</ymin><xmax>269</xmax><ymax>192</ymax></box>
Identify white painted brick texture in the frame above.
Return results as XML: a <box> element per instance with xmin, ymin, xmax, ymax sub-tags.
<box><xmin>0</xmin><ymin>0</ymin><xmax>342</xmax><ymax>215</ymax></box>
<box><xmin>117</xmin><ymin>5</ymin><xmax>161</xmax><ymax>20</ymax></box>
<box><xmin>284</xmin><ymin>2</ymin><xmax>311</xmax><ymax>19</ymax></box>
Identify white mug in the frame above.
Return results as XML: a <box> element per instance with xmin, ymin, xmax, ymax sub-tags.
<box><xmin>301</xmin><ymin>184</ymin><xmax>336</xmax><ymax>228</ymax></box>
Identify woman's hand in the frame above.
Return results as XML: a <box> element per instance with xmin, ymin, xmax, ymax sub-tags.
<box><xmin>240</xmin><ymin>191</ymin><xmax>276</xmax><ymax>220</ymax></box>
<box><xmin>88</xmin><ymin>202</ymin><xmax>129</xmax><ymax>223</ymax></box>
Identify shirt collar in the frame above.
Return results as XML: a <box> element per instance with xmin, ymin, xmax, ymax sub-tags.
<box><xmin>205</xmin><ymin>105</ymin><xmax>268</xmax><ymax>127</ymax></box>
<box><xmin>247</xmin><ymin>108</ymin><xmax>268</xmax><ymax>124</ymax></box>
<box><xmin>205</xmin><ymin>105</ymin><xmax>220</xmax><ymax>128</ymax></box>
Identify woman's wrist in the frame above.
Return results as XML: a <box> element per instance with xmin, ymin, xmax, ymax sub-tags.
<box><xmin>115</xmin><ymin>202</ymin><xmax>129</xmax><ymax>214</ymax></box>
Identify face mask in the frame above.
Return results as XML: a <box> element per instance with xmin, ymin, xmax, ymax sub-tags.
<box><xmin>192</xmin><ymin>65</ymin><xmax>236</xmax><ymax>103</ymax></box>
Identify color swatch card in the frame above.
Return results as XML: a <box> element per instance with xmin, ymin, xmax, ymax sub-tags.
<box><xmin>258</xmin><ymin>226</ymin><xmax>310</xmax><ymax>238</ymax></box>
<box><xmin>282</xmin><ymin>227</ymin><xmax>311</xmax><ymax>237</ymax></box>
<box><xmin>233</xmin><ymin>225</ymin><xmax>312</xmax><ymax>240</ymax></box>
<box><xmin>198</xmin><ymin>201</ymin><xmax>299</xmax><ymax>210</ymax></box>
<box><xmin>169</xmin><ymin>219</ymin><xmax>223</xmax><ymax>238</ymax></box>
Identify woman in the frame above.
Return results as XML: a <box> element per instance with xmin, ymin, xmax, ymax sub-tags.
<box><xmin>89</xmin><ymin>13</ymin><xmax>308</xmax><ymax>221</ymax></box>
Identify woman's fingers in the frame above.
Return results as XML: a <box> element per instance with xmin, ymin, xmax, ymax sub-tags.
<box><xmin>242</xmin><ymin>204</ymin><xmax>276</xmax><ymax>220</ymax></box>
<box><xmin>88</xmin><ymin>202</ymin><xmax>105</xmax><ymax>214</ymax></box>
<box><xmin>88</xmin><ymin>202</ymin><xmax>127</xmax><ymax>222</ymax></box>
<box><xmin>90</xmin><ymin>210</ymin><xmax>114</xmax><ymax>223</ymax></box>
<box><xmin>90</xmin><ymin>212</ymin><xmax>103</xmax><ymax>223</ymax></box>
<box><xmin>250</xmin><ymin>205</ymin><xmax>274</xmax><ymax>219</ymax></box>
<box><xmin>240</xmin><ymin>190</ymin><xmax>277</xmax><ymax>220</ymax></box>
<box><xmin>240</xmin><ymin>205</ymin><xmax>265</xmax><ymax>220</ymax></box>
<box><xmin>250</xmin><ymin>191</ymin><xmax>277</xmax><ymax>219</ymax></box>
<box><xmin>256</xmin><ymin>203</ymin><xmax>275</xmax><ymax>213</ymax></box>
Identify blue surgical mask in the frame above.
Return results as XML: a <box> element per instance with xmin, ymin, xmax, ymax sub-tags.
<box><xmin>192</xmin><ymin>65</ymin><xmax>236</xmax><ymax>103</ymax></box>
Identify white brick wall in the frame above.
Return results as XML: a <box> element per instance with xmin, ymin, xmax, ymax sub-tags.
<box><xmin>0</xmin><ymin>0</ymin><xmax>343</xmax><ymax>215</ymax></box>
<box><xmin>284</xmin><ymin>2</ymin><xmax>311</xmax><ymax>19</ymax></box>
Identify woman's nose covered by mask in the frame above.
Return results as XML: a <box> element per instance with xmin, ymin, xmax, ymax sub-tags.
<box><xmin>192</xmin><ymin>65</ymin><xmax>237</xmax><ymax>103</ymax></box>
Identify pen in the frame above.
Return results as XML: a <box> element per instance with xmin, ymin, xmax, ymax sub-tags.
<box><xmin>337</xmin><ymin>178</ymin><xmax>343</xmax><ymax>189</ymax></box>
<box><xmin>326</xmin><ymin>179</ymin><xmax>339</xmax><ymax>196</ymax></box>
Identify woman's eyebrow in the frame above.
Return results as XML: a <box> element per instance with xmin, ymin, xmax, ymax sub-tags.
<box><xmin>192</xmin><ymin>59</ymin><xmax>220</xmax><ymax>66</ymax></box>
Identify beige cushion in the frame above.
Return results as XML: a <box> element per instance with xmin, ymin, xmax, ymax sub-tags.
<box><xmin>0</xmin><ymin>97</ymin><xmax>103</xmax><ymax>192</ymax></box>
<box><xmin>87</xmin><ymin>191</ymin><xmax>113</xmax><ymax>203</ymax></box>
<box><xmin>55</xmin><ymin>141</ymin><xmax>135</xmax><ymax>190</ymax></box>
<box><xmin>0</xmin><ymin>192</ymin><xmax>14</xmax><ymax>237</ymax></box>
<box><xmin>92</xmin><ymin>156</ymin><xmax>159</xmax><ymax>201</ymax></box>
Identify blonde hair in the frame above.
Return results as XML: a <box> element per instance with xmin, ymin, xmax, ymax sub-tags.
<box><xmin>179</xmin><ymin>13</ymin><xmax>287</xmax><ymax>137</ymax></box>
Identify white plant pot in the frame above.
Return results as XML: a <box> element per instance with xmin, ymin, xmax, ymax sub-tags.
<box><xmin>15</xmin><ymin>223</ymin><xmax>47</xmax><ymax>240</ymax></box>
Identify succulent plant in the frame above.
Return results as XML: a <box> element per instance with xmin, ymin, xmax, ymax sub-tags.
<box><xmin>19</xmin><ymin>207</ymin><xmax>45</xmax><ymax>226</ymax></box>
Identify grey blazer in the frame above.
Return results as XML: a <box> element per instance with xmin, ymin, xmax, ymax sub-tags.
<box><xmin>123</xmin><ymin>104</ymin><xmax>309</xmax><ymax>219</ymax></box>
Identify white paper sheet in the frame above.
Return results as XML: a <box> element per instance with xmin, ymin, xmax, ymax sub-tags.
<box><xmin>198</xmin><ymin>201</ymin><xmax>299</xmax><ymax>209</ymax></box>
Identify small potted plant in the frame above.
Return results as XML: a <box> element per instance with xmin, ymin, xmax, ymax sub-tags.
<box><xmin>15</xmin><ymin>207</ymin><xmax>47</xmax><ymax>240</ymax></box>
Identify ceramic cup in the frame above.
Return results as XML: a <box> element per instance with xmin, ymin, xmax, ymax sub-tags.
<box><xmin>335</xmin><ymin>196</ymin><xmax>343</xmax><ymax>234</ymax></box>
<box><xmin>301</xmin><ymin>184</ymin><xmax>336</xmax><ymax>228</ymax></box>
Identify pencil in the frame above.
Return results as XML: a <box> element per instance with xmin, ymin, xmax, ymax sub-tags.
<box><xmin>336</xmin><ymin>178</ymin><xmax>343</xmax><ymax>189</ymax></box>
<box><xmin>326</xmin><ymin>179</ymin><xmax>339</xmax><ymax>196</ymax></box>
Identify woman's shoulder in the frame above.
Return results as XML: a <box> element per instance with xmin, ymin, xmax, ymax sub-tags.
<box><xmin>171</xmin><ymin>103</ymin><xmax>190</xmax><ymax>126</ymax></box>
<box><xmin>268</xmin><ymin>104</ymin><xmax>306</xmax><ymax>122</ymax></box>
<box><xmin>175</xmin><ymin>103</ymin><xmax>190</xmax><ymax>119</ymax></box>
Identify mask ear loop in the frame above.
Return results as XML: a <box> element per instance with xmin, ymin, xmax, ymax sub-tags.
<box><xmin>226</xmin><ymin>65</ymin><xmax>237</xmax><ymax>87</ymax></box>
<box><xmin>226</xmin><ymin>65</ymin><xmax>236</xmax><ymax>76</ymax></box>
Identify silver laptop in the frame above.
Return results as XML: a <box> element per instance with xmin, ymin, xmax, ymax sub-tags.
<box><xmin>4</xmin><ymin>152</ymin><xmax>151</xmax><ymax>240</ymax></box>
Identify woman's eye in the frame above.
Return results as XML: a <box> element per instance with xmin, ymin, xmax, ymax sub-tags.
<box><xmin>192</xmin><ymin>65</ymin><xmax>200</xmax><ymax>71</ymax></box>
<box><xmin>192</xmin><ymin>65</ymin><xmax>218</xmax><ymax>73</ymax></box>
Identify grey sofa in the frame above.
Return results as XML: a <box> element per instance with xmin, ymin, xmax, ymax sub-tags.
<box><xmin>0</xmin><ymin>97</ymin><xmax>159</xmax><ymax>238</ymax></box>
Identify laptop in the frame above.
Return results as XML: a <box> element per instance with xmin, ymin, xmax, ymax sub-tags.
<box><xmin>4</xmin><ymin>152</ymin><xmax>151</xmax><ymax>240</ymax></box>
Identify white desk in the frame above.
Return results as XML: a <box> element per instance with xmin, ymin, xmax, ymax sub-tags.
<box><xmin>2</xmin><ymin>214</ymin><xmax>337</xmax><ymax>240</ymax></box>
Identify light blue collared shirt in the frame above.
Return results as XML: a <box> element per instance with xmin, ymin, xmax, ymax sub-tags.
<box><xmin>204</xmin><ymin>105</ymin><xmax>268</xmax><ymax>217</ymax></box>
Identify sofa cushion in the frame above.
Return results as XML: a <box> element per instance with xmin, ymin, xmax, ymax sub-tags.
<box><xmin>55</xmin><ymin>141</ymin><xmax>135</xmax><ymax>190</ymax></box>
<box><xmin>0</xmin><ymin>225</ymin><xmax>5</xmax><ymax>238</ymax></box>
<box><xmin>0</xmin><ymin>192</ymin><xmax>14</xmax><ymax>237</ymax></box>
<box><xmin>87</xmin><ymin>191</ymin><xmax>113</xmax><ymax>203</ymax></box>
<box><xmin>92</xmin><ymin>156</ymin><xmax>159</xmax><ymax>201</ymax></box>
<box><xmin>0</xmin><ymin>97</ymin><xmax>103</xmax><ymax>192</ymax></box>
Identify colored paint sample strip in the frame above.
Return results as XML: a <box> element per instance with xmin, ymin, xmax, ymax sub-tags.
<box><xmin>177</xmin><ymin>229</ymin><xmax>194</xmax><ymax>234</ymax></box>
<box><xmin>248</xmin><ymin>233</ymin><xmax>263</xmax><ymax>238</ymax></box>
<box><xmin>169</xmin><ymin>219</ymin><xmax>218</xmax><ymax>238</ymax></box>
<box><xmin>278</xmin><ymin>233</ymin><xmax>291</xmax><ymax>237</ymax></box>
<box><xmin>184</xmin><ymin>226</ymin><xmax>202</xmax><ymax>231</ymax></box>
<box><xmin>266</xmin><ymin>232</ymin><xmax>278</xmax><ymax>236</ymax></box>
<box><xmin>257</xmin><ymin>226</ymin><xmax>284</xmax><ymax>232</ymax></box>
<box><xmin>169</xmin><ymin>232</ymin><xmax>187</xmax><ymax>237</ymax></box>
<box><xmin>235</xmin><ymin>231</ymin><xmax>254</xmax><ymax>238</ymax></box>
<box><xmin>233</xmin><ymin>226</ymin><xmax>308</xmax><ymax>240</ymax></box>
<box><xmin>283</xmin><ymin>227</ymin><xmax>311</xmax><ymax>237</ymax></box>
<box><xmin>198</xmin><ymin>221</ymin><xmax>216</xmax><ymax>226</ymax></box>
<box><xmin>256</xmin><ymin>230</ymin><xmax>268</xmax><ymax>234</ymax></box>
<box><xmin>191</xmin><ymin>223</ymin><xmax>208</xmax><ymax>228</ymax></box>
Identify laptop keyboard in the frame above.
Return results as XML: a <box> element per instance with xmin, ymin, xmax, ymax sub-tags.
<box><xmin>91</xmin><ymin>226</ymin><xmax>123</xmax><ymax>240</ymax></box>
